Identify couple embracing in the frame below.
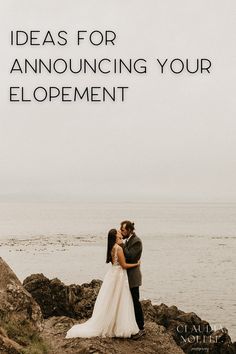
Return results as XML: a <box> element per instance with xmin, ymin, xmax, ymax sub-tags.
<box><xmin>66</xmin><ymin>220</ymin><xmax>145</xmax><ymax>340</ymax></box>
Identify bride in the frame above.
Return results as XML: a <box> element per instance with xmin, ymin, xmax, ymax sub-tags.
<box><xmin>66</xmin><ymin>228</ymin><xmax>140</xmax><ymax>338</ymax></box>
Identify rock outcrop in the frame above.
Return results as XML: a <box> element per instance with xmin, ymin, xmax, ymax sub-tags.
<box><xmin>142</xmin><ymin>300</ymin><xmax>236</xmax><ymax>354</ymax></box>
<box><xmin>42</xmin><ymin>316</ymin><xmax>184</xmax><ymax>354</ymax></box>
<box><xmin>24</xmin><ymin>273</ymin><xmax>236</xmax><ymax>354</ymax></box>
<box><xmin>0</xmin><ymin>258</ymin><xmax>45</xmax><ymax>353</ymax></box>
<box><xmin>1</xmin><ymin>261</ymin><xmax>235</xmax><ymax>354</ymax></box>
<box><xmin>23</xmin><ymin>274</ymin><xmax>102</xmax><ymax>319</ymax></box>
<box><xmin>0</xmin><ymin>258</ymin><xmax>43</xmax><ymax>330</ymax></box>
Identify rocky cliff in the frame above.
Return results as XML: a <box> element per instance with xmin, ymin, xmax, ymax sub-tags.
<box><xmin>0</xmin><ymin>258</ymin><xmax>235</xmax><ymax>354</ymax></box>
<box><xmin>24</xmin><ymin>273</ymin><xmax>236</xmax><ymax>354</ymax></box>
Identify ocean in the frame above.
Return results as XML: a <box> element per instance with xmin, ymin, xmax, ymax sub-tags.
<box><xmin>0</xmin><ymin>201</ymin><xmax>235</xmax><ymax>340</ymax></box>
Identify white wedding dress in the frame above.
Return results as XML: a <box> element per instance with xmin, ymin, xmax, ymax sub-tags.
<box><xmin>66</xmin><ymin>244</ymin><xmax>139</xmax><ymax>338</ymax></box>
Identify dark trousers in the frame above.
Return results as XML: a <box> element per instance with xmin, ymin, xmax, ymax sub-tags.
<box><xmin>130</xmin><ymin>287</ymin><xmax>144</xmax><ymax>330</ymax></box>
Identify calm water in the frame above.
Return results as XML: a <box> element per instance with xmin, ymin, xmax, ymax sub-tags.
<box><xmin>0</xmin><ymin>201</ymin><xmax>235</xmax><ymax>340</ymax></box>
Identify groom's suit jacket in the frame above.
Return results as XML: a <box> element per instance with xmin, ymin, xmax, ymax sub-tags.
<box><xmin>123</xmin><ymin>233</ymin><xmax>142</xmax><ymax>289</ymax></box>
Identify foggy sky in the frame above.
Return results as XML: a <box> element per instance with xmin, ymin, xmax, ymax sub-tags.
<box><xmin>0</xmin><ymin>0</ymin><xmax>236</xmax><ymax>202</ymax></box>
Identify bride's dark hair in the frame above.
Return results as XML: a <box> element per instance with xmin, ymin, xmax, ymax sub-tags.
<box><xmin>106</xmin><ymin>229</ymin><xmax>117</xmax><ymax>263</ymax></box>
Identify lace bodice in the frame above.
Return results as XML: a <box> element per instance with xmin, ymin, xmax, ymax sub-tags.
<box><xmin>111</xmin><ymin>244</ymin><xmax>120</xmax><ymax>266</ymax></box>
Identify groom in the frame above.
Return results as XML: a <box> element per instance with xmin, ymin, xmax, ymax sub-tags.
<box><xmin>120</xmin><ymin>220</ymin><xmax>145</xmax><ymax>339</ymax></box>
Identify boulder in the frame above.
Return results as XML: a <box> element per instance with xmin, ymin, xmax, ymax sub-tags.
<box><xmin>0</xmin><ymin>257</ymin><xmax>43</xmax><ymax>331</ymax></box>
<box><xmin>23</xmin><ymin>274</ymin><xmax>102</xmax><ymax>319</ymax></box>
<box><xmin>0</xmin><ymin>258</ymin><xmax>48</xmax><ymax>353</ymax></box>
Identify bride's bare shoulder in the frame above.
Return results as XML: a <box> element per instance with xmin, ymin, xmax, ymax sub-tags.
<box><xmin>116</xmin><ymin>245</ymin><xmax>123</xmax><ymax>252</ymax></box>
<box><xmin>113</xmin><ymin>244</ymin><xmax>121</xmax><ymax>250</ymax></box>
<box><xmin>112</xmin><ymin>244</ymin><xmax>121</xmax><ymax>252</ymax></box>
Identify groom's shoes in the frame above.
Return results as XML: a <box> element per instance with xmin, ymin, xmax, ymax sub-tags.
<box><xmin>131</xmin><ymin>329</ymin><xmax>146</xmax><ymax>340</ymax></box>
